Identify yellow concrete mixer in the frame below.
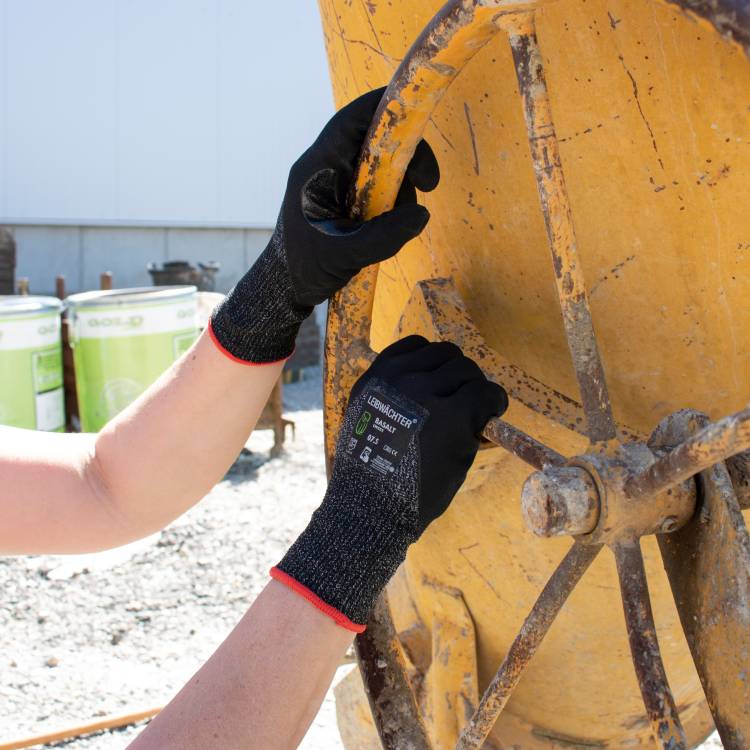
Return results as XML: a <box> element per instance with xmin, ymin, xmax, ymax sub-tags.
<box><xmin>317</xmin><ymin>1</ymin><xmax>750</xmax><ymax>748</ymax></box>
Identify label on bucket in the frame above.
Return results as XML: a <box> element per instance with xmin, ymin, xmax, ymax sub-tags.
<box><xmin>31</xmin><ymin>347</ymin><xmax>65</xmax><ymax>431</ymax></box>
<box><xmin>35</xmin><ymin>386</ymin><xmax>65</xmax><ymax>431</ymax></box>
<box><xmin>72</xmin><ymin>303</ymin><xmax>197</xmax><ymax>341</ymax></box>
<box><xmin>0</xmin><ymin>310</ymin><xmax>64</xmax><ymax>431</ymax></box>
<box><xmin>0</xmin><ymin>314</ymin><xmax>60</xmax><ymax>350</ymax></box>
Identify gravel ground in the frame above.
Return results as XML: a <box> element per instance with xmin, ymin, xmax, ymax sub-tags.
<box><xmin>0</xmin><ymin>368</ymin><xmax>723</xmax><ymax>749</ymax></box>
<box><xmin>0</xmin><ymin>369</ymin><xmax>350</xmax><ymax>750</ymax></box>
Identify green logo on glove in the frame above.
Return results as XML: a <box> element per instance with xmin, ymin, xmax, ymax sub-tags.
<box><xmin>355</xmin><ymin>411</ymin><xmax>372</xmax><ymax>436</ymax></box>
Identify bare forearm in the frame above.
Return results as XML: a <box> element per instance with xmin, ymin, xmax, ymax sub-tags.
<box><xmin>0</xmin><ymin>331</ymin><xmax>283</xmax><ymax>554</ymax></box>
<box><xmin>89</xmin><ymin>331</ymin><xmax>283</xmax><ymax>544</ymax></box>
<box><xmin>129</xmin><ymin>580</ymin><xmax>353</xmax><ymax>750</ymax></box>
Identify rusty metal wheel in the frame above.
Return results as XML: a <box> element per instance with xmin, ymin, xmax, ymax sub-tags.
<box><xmin>322</xmin><ymin>2</ymin><xmax>750</xmax><ymax>748</ymax></box>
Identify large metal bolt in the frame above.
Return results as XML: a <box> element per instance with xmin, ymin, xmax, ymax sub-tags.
<box><xmin>521</xmin><ymin>466</ymin><xmax>600</xmax><ymax>537</ymax></box>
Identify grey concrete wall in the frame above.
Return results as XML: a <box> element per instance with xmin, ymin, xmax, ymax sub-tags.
<box><xmin>10</xmin><ymin>225</ymin><xmax>273</xmax><ymax>296</ymax></box>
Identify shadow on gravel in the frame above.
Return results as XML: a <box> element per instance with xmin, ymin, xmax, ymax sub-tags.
<box><xmin>224</xmin><ymin>448</ymin><xmax>275</xmax><ymax>485</ymax></box>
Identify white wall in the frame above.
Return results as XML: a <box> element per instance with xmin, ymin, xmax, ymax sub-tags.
<box><xmin>0</xmin><ymin>1</ymin><xmax>335</xmax><ymax>227</ymax></box>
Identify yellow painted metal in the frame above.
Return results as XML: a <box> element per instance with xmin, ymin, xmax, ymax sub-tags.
<box><xmin>319</xmin><ymin>0</ymin><xmax>750</xmax><ymax>747</ymax></box>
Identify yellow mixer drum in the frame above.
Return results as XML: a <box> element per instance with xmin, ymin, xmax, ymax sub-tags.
<box><xmin>318</xmin><ymin>1</ymin><xmax>750</xmax><ymax>748</ymax></box>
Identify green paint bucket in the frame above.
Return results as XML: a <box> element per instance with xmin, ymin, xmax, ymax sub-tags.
<box><xmin>66</xmin><ymin>286</ymin><xmax>199</xmax><ymax>432</ymax></box>
<box><xmin>0</xmin><ymin>296</ymin><xmax>65</xmax><ymax>431</ymax></box>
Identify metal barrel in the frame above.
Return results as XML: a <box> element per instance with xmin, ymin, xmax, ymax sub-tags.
<box><xmin>0</xmin><ymin>296</ymin><xmax>64</xmax><ymax>432</ymax></box>
<box><xmin>65</xmin><ymin>287</ymin><xmax>198</xmax><ymax>432</ymax></box>
<box><xmin>319</xmin><ymin>1</ymin><xmax>750</xmax><ymax>747</ymax></box>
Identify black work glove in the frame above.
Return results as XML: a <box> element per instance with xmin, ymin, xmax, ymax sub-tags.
<box><xmin>209</xmin><ymin>88</ymin><xmax>440</xmax><ymax>364</ymax></box>
<box><xmin>271</xmin><ymin>336</ymin><xmax>508</xmax><ymax>631</ymax></box>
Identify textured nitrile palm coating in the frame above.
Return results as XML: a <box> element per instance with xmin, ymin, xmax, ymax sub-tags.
<box><xmin>275</xmin><ymin>337</ymin><xmax>509</xmax><ymax>626</ymax></box>
<box><xmin>210</xmin><ymin>88</ymin><xmax>439</xmax><ymax>363</ymax></box>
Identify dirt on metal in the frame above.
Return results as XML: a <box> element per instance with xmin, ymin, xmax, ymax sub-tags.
<box><xmin>319</xmin><ymin>0</ymin><xmax>750</xmax><ymax>746</ymax></box>
<box><xmin>652</xmin><ymin>410</ymin><xmax>750</xmax><ymax>749</ymax></box>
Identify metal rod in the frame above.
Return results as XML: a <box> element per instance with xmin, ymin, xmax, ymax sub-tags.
<box><xmin>356</xmin><ymin>593</ymin><xmax>433</xmax><ymax>750</ymax></box>
<box><xmin>455</xmin><ymin>542</ymin><xmax>602</xmax><ymax>750</ymax></box>
<box><xmin>614</xmin><ymin>542</ymin><xmax>687</xmax><ymax>750</ymax></box>
<box><xmin>0</xmin><ymin>707</ymin><xmax>160</xmax><ymax>750</ymax></box>
<box><xmin>727</xmin><ymin>449</ymin><xmax>750</xmax><ymax>509</ymax></box>
<box><xmin>482</xmin><ymin>417</ymin><xmax>566</xmax><ymax>470</ymax></box>
<box><xmin>55</xmin><ymin>275</ymin><xmax>66</xmax><ymax>300</ymax></box>
<box><xmin>626</xmin><ymin>405</ymin><xmax>750</xmax><ymax>499</ymax></box>
<box><xmin>508</xmin><ymin>14</ymin><xmax>617</xmax><ymax>444</ymax></box>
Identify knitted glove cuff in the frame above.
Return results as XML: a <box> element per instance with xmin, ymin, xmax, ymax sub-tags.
<box><xmin>209</xmin><ymin>226</ymin><xmax>313</xmax><ymax>364</ymax></box>
<box><xmin>272</xmin><ymin>484</ymin><xmax>415</xmax><ymax>630</ymax></box>
<box><xmin>273</xmin><ymin>381</ymin><xmax>427</xmax><ymax>630</ymax></box>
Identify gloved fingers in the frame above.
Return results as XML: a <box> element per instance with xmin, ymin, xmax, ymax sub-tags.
<box><xmin>351</xmin><ymin>334</ymin><xmax>429</xmax><ymax>400</ymax></box>
<box><xmin>405</xmin><ymin>139</ymin><xmax>440</xmax><ymax>193</ymax></box>
<box><xmin>318</xmin><ymin>87</ymin><xmax>386</xmax><ymax>165</ymax></box>
<box><xmin>344</xmin><ymin>202</ymin><xmax>430</xmax><ymax>267</ymax></box>
<box><xmin>305</xmin><ymin>175</ymin><xmax>416</xmax><ymax>239</ymax></box>
<box><xmin>392</xmin><ymin>340</ymin><xmax>463</xmax><ymax>374</ymax></box>
<box><xmin>377</xmin><ymin>334</ymin><xmax>430</xmax><ymax>359</ymax></box>
<box><xmin>452</xmin><ymin>379</ymin><xmax>509</xmax><ymax>435</ymax></box>
<box><xmin>429</xmin><ymin>355</ymin><xmax>487</xmax><ymax>396</ymax></box>
<box><xmin>379</xmin><ymin>141</ymin><xmax>438</xmax><ymax>211</ymax></box>
<box><xmin>394</xmin><ymin>176</ymin><xmax>418</xmax><ymax>208</ymax></box>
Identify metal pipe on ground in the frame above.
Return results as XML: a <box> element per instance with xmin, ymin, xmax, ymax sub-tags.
<box><xmin>0</xmin><ymin>708</ymin><xmax>161</xmax><ymax>750</ymax></box>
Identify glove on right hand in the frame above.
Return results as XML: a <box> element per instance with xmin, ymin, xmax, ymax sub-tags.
<box><xmin>271</xmin><ymin>336</ymin><xmax>508</xmax><ymax>631</ymax></box>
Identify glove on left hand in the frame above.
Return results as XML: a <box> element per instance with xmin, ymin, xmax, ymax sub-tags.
<box><xmin>271</xmin><ymin>336</ymin><xmax>508</xmax><ymax>631</ymax></box>
<box><xmin>209</xmin><ymin>88</ymin><xmax>440</xmax><ymax>364</ymax></box>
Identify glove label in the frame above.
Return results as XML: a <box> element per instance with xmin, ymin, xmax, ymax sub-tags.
<box><xmin>346</xmin><ymin>387</ymin><xmax>423</xmax><ymax>477</ymax></box>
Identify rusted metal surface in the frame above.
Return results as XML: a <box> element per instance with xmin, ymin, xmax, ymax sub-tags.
<box><xmin>519</xmin><ymin>441</ymin><xmax>695</xmax><ymax>543</ymax></box>
<box><xmin>355</xmin><ymin>593</ymin><xmax>433</xmax><ymax>750</ymax></box>
<box><xmin>625</xmin><ymin>405</ymin><xmax>750</xmax><ymax>500</ymax></box>
<box><xmin>662</xmin><ymin>0</ymin><xmax>750</xmax><ymax>54</ymax></box>
<box><xmin>255</xmin><ymin>379</ymin><xmax>294</xmax><ymax>458</ymax></box>
<box><xmin>614</xmin><ymin>542</ymin><xmax>687</xmax><ymax>750</ymax></box>
<box><xmin>508</xmin><ymin>14</ymin><xmax>617</xmax><ymax>445</ymax></box>
<box><xmin>455</xmin><ymin>542</ymin><xmax>602</xmax><ymax>750</ymax></box>
<box><xmin>320</xmin><ymin>0</ymin><xmax>749</xmax><ymax>746</ymax></box>
<box><xmin>325</xmin><ymin>0</ymin><xmax>512</xmax><ymax>465</ymax></box>
<box><xmin>652</xmin><ymin>410</ymin><xmax>750</xmax><ymax>749</ymax></box>
<box><xmin>483</xmin><ymin>417</ymin><xmax>565</xmax><ymax>470</ymax></box>
<box><xmin>521</xmin><ymin>465</ymin><xmax>600</xmax><ymax>537</ymax></box>
<box><xmin>727</xmin><ymin>449</ymin><xmax>750</xmax><ymax>509</ymax></box>
<box><xmin>412</xmin><ymin>278</ymin><xmax>640</xmax><ymax>442</ymax></box>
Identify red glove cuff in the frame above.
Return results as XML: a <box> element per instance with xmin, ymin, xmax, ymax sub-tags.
<box><xmin>207</xmin><ymin>319</ymin><xmax>293</xmax><ymax>367</ymax></box>
<box><xmin>270</xmin><ymin>567</ymin><xmax>366</xmax><ymax>633</ymax></box>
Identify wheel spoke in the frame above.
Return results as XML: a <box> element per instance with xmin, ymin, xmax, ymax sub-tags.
<box><xmin>482</xmin><ymin>417</ymin><xmax>566</xmax><ymax>470</ymax></box>
<box><xmin>355</xmin><ymin>593</ymin><xmax>433</xmax><ymax>750</ymax></box>
<box><xmin>455</xmin><ymin>542</ymin><xmax>602</xmax><ymax>750</ymax></box>
<box><xmin>625</xmin><ymin>405</ymin><xmax>750</xmax><ymax>500</ymax></box>
<box><xmin>508</xmin><ymin>13</ymin><xmax>617</xmax><ymax>444</ymax></box>
<box><xmin>651</xmin><ymin>410</ymin><xmax>750</xmax><ymax>749</ymax></box>
<box><xmin>614</xmin><ymin>542</ymin><xmax>687</xmax><ymax>750</ymax></box>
